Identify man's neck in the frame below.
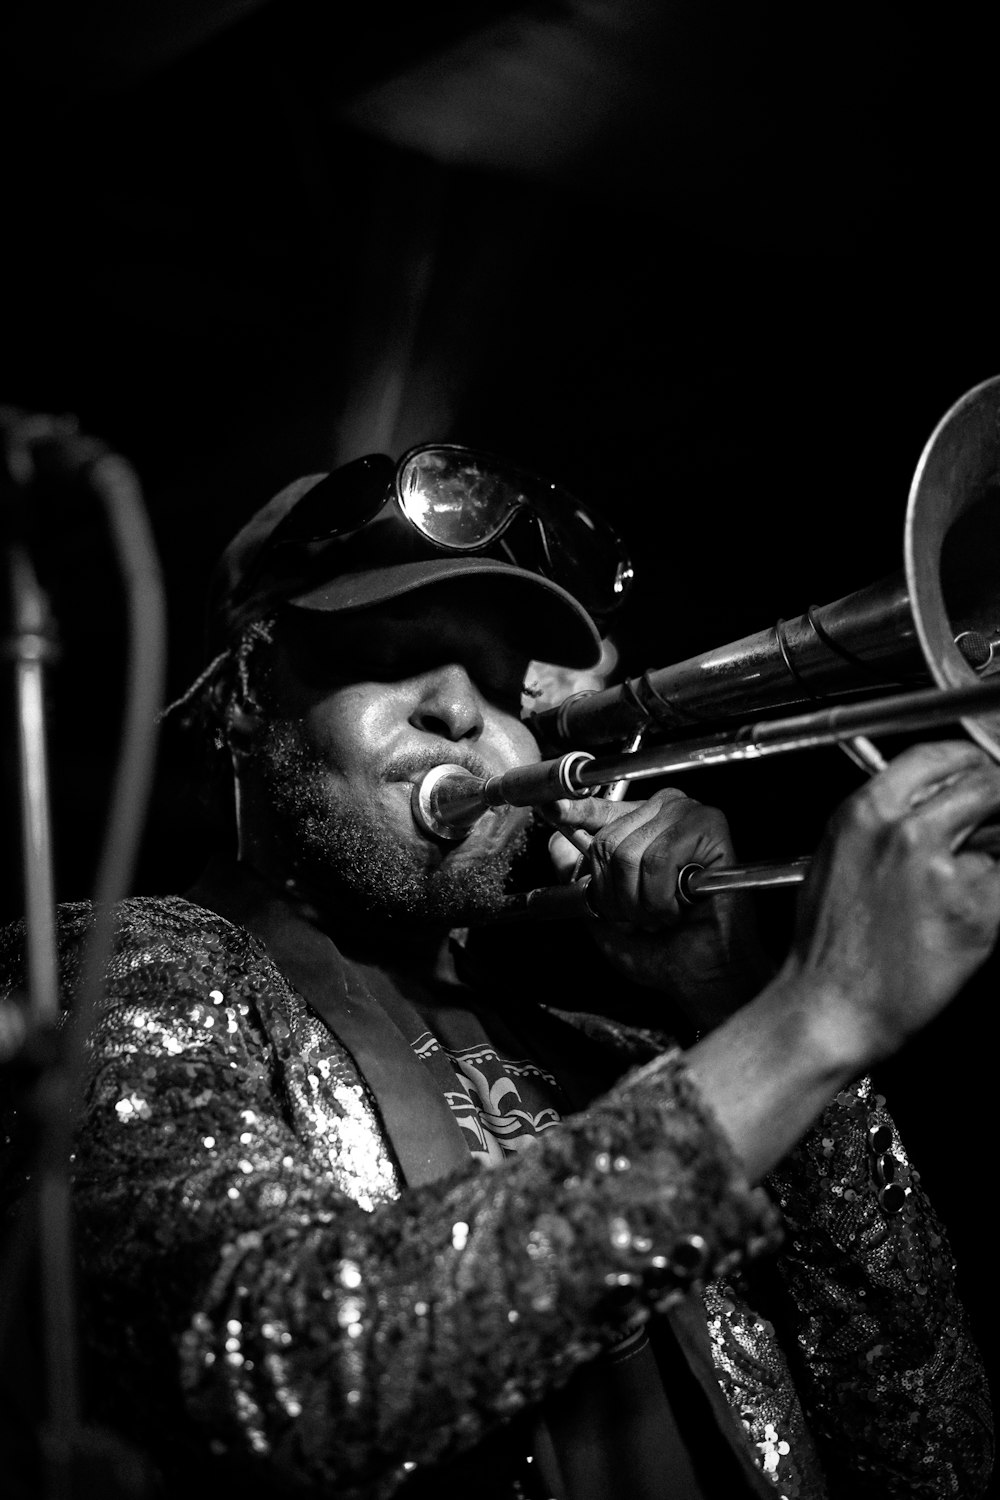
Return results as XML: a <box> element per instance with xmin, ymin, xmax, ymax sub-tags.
<box><xmin>239</xmin><ymin>856</ymin><xmax>465</xmax><ymax>986</ymax></box>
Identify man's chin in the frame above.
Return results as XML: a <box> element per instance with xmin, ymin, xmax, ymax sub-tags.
<box><xmin>256</xmin><ymin>744</ymin><xmax>530</xmax><ymax>926</ymax></box>
<box><xmin>324</xmin><ymin>860</ymin><xmax>524</xmax><ymax>929</ymax></box>
<box><xmin>289</xmin><ymin>811</ymin><xmax>531</xmax><ymax>928</ymax></box>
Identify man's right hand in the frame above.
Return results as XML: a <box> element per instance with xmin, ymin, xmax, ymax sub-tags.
<box><xmin>684</xmin><ymin>739</ymin><xmax>1000</xmax><ymax>1182</ymax></box>
<box><xmin>782</xmin><ymin>739</ymin><xmax>1000</xmax><ymax>1073</ymax></box>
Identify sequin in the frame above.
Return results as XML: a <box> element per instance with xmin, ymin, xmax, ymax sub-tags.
<box><xmin>0</xmin><ymin>895</ymin><xmax>991</xmax><ymax>1500</ymax></box>
<box><xmin>609</xmin><ymin>1216</ymin><xmax>633</xmax><ymax>1250</ymax></box>
<box><xmin>114</xmin><ymin>1093</ymin><xmax>151</xmax><ymax>1123</ymax></box>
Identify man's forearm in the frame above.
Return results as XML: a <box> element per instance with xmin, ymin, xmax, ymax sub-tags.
<box><xmin>684</xmin><ymin>970</ymin><xmax>862</xmax><ymax>1184</ymax></box>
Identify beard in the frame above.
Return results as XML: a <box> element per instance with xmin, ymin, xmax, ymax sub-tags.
<box><xmin>251</xmin><ymin>719</ymin><xmax>532</xmax><ymax>927</ymax></box>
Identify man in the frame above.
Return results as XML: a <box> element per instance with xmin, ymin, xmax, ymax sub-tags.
<box><xmin>1</xmin><ymin>443</ymin><xmax>996</xmax><ymax>1499</ymax></box>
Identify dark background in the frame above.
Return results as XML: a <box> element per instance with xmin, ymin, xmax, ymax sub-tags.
<box><xmin>2</xmin><ymin>0</ymin><xmax>998</xmax><ymax>1472</ymax></box>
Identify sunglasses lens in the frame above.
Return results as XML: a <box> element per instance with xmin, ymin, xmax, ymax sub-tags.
<box><xmin>397</xmin><ymin>447</ymin><xmax>520</xmax><ymax>547</ymax></box>
<box><xmin>275</xmin><ymin>455</ymin><xmax>396</xmax><ymax>545</ymax></box>
<box><xmin>531</xmin><ymin>485</ymin><xmax>634</xmax><ymax>615</ymax></box>
<box><xmin>397</xmin><ymin>445</ymin><xmax>633</xmax><ymax>616</ymax></box>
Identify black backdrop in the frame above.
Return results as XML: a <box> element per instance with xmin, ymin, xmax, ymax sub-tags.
<box><xmin>2</xmin><ymin>1</ymin><xmax>998</xmax><ymax>1468</ymax></box>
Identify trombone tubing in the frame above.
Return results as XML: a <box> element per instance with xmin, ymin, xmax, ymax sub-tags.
<box><xmin>429</xmin><ymin>676</ymin><xmax>1000</xmax><ymax>830</ymax></box>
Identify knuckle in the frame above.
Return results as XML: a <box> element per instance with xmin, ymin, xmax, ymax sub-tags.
<box><xmin>592</xmin><ymin>833</ymin><xmax>638</xmax><ymax>884</ymax></box>
<box><xmin>589</xmin><ymin>837</ymin><xmax>615</xmax><ymax>875</ymax></box>
<box><xmin>649</xmin><ymin>787</ymin><xmax>689</xmax><ymax>809</ymax></box>
<box><xmin>638</xmin><ymin>844</ymin><xmax>669</xmax><ymax>895</ymax></box>
<box><xmin>614</xmin><ymin>842</ymin><xmax>645</xmax><ymax>876</ymax></box>
<box><xmin>894</xmin><ymin>815</ymin><xmax>926</xmax><ymax>855</ymax></box>
<box><xmin>840</xmin><ymin>784</ymin><xmax>892</xmax><ymax>837</ymax></box>
<box><xmin>899</xmin><ymin>739</ymin><xmax>968</xmax><ymax>774</ymax></box>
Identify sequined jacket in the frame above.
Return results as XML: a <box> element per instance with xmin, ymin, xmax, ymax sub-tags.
<box><xmin>0</xmin><ymin>891</ymin><xmax>993</xmax><ymax>1500</ymax></box>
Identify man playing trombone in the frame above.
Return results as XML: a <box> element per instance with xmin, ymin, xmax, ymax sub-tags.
<box><xmin>1</xmin><ymin>443</ymin><xmax>995</xmax><ymax>1499</ymax></box>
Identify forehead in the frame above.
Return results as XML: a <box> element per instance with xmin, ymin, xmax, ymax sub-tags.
<box><xmin>274</xmin><ymin>581</ymin><xmax>535</xmax><ymax>684</ymax></box>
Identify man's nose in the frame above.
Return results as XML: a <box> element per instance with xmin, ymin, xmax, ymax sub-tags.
<box><xmin>410</xmin><ymin>665</ymin><xmax>484</xmax><ymax>742</ymax></box>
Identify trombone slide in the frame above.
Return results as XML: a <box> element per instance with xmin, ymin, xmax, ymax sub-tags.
<box><xmin>411</xmin><ymin>676</ymin><xmax>1000</xmax><ymax>915</ymax></box>
<box><xmin>414</xmin><ymin>676</ymin><xmax>1000</xmax><ymax>841</ymax></box>
<box><xmin>501</xmin><ymin>822</ymin><xmax>1000</xmax><ymax>922</ymax></box>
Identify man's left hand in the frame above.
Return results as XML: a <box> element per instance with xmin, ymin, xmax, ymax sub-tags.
<box><xmin>545</xmin><ymin>788</ymin><xmax>772</xmax><ymax>1030</ymax></box>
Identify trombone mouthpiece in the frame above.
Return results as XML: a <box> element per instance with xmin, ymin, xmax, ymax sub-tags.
<box><xmin>412</xmin><ymin>751</ymin><xmax>598</xmax><ymax>840</ymax></box>
<box><xmin>411</xmin><ymin>764</ymin><xmax>490</xmax><ymax>840</ymax></box>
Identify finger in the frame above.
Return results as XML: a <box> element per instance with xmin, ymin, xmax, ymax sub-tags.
<box><xmin>541</xmin><ymin>798</ymin><xmax>663</xmax><ymax>913</ymax></box>
<box><xmin>544</xmin><ymin>788</ymin><xmax>689</xmax><ymax>838</ymax></box>
<box><xmin>905</xmin><ymin>760</ymin><xmax>1000</xmax><ymax>853</ymax></box>
<box><xmin>549</xmin><ymin>802</ymin><xmax>656</xmax><ymax>913</ymax></box>
<box><xmin>589</xmin><ymin>795</ymin><xmax>727</xmax><ymax>927</ymax></box>
<box><xmin>856</xmin><ymin>747</ymin><xmax>1000</xmax><ymax>854</ymax></box>
<box><xmin>548</xmin><ymin>829</ymin><xmax>588</xmax><ymax>881</ymax></box>
<box><xmin>632</xmin><ymin>801</ymin><xmax>736</xmax><ymax>926</ymax></box>
<box><xmin>545</xmin><ymin>801</ymin><xmax>659</xmax><ymax>894</ymax></box>
<box><xmin>548</xmin><ymin>788</ymin><xmax>735</xmax><ymax>925</ymax></box>
<box><xmin>539</xmin><ymin>813</ymin><xmax>592</xmax><ymax>857</ymax></box>
<box><xmin>865</xmin><ymin>740</ymin><xmax>997</xmax><ymax>819</ymax></box>
<box><xmin>581</xmin><ymin>797</ymin><xmax>685</xmax><ymax>919</ymax></box>
<box><xmin>611</xmin><ymin>822</ymin><xmax>689</xmax><ymax>924</ymax></box>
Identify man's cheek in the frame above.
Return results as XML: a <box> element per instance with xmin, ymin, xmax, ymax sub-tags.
<box><xmin>504</xmin><ymin>728</ymin><xmax>541</xmax><ymax>773</ymax></box>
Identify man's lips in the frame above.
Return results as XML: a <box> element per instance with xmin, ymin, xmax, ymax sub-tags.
<box><xmin>387</xmin><ymin>749</ymin><xmax>495</xmax><ymax>787</ymax></box>
<box><xmin>398</xmin><ymin>765</ymin><xmax>528</xmax><ymax>846</ymax></box>
<box><xmin>378</xmin><ymin>750</ymin><xmax>535</xmax><ymax>844</ymax></box>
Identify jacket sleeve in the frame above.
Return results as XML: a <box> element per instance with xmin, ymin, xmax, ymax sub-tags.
<box><xmin>762</xmin><ymin>1078</ymin><xmax>994</xmax><ymax>1500</ymax></box>
<box><xmin>5</xmin><ymin>904</ymin><xmax>780</xmax><ymax>1498</ymax></box>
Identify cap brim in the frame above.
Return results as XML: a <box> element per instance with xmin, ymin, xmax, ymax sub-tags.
<box><xmin>288</xmin><ymin>557</ymin><xmax>602</xmax><ymax>668</ymax></box>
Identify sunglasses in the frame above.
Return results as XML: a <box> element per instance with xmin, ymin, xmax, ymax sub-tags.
<box><xmin>261</xmin><ymin>444</ymin><xmax>634</xmax><ymax>619</ymax></box>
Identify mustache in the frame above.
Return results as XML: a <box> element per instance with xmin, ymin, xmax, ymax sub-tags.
<box><xmin>380</xmin><ymin>748</ymin><xmax>496</xmax><ymax>785</ymax></box>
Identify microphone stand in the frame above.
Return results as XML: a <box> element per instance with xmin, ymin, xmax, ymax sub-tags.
<box><xmin>3</xmin><ymin>521</ymin><xmax>80</xmax><ymax>1500</ymax></box>
<box><xmin>1</xmin><ymin>415</ymin><xmax>166</xmax><ymax>1499</ymax></box>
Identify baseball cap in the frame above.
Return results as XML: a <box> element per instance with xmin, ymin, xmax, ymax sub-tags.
<box><xmin>207</xmin><ymin>454</ymin><xmax>605</xmax><ymax>668</ymax></box>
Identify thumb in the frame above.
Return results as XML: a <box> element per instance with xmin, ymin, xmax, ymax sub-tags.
<box><xmin>541</xmin><ymin>796</ymin><xmax>631</xmax><ymax>880</ymax></box>
<box><xmin>539</xmin><ymin>804</ymin><xmax>602</xmax><ymax>882</ymax></box>
<box><xmin>547</xmin><ymin>827</ymin><xmax>590</xmax><ymax>881</ymax></box>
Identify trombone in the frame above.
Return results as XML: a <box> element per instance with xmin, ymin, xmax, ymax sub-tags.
<box><xmin>412</xmin><ymin>373</ymin><xmax>1000</xmax><ymax>915</ymax></box>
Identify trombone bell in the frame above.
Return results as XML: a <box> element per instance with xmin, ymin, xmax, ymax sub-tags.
<box><xmin>411</xmin><ymin>374</ymin><xmax>1000</xmax><ymax>911</ymax></box>
<box><xmin>906</xmin><ymin>372</ymin><xmax>1000</xmax><ymax>764</ymax></box>
<box><xmin>529</xmin><ymin>374</ymin><xmax>1000</xmax><ymax>761</ymax></box>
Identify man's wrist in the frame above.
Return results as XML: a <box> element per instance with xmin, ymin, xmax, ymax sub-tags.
<box><xmin>682</xmin><ymin>973</ymin><xmax>868</xmax><ymax>1183</ymax></box>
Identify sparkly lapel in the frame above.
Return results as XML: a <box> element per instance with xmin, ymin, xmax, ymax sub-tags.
<box><xmin>185</xmin><ymin>858</ymin><xmax>471</xmax><ymax>1188</ymax></box>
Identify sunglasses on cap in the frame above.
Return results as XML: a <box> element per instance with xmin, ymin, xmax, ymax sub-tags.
<box><xmin>259</xmin><ymin>443</ymin><xmax>634</xmax><ymax>620</ymax></box>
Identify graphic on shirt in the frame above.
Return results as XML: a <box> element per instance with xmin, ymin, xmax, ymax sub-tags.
<box><xmin>412</xmin><ymin>1031</ymin><xmax>562</xmax><ymax>1165</ymax></box>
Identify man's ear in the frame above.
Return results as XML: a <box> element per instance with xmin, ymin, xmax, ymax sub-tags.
<box><xmin>221</xmin><ymin>690</ymin><xmax>264</xmax><ymax>766</ymax></box>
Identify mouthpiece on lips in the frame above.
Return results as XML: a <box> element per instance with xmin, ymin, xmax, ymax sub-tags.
<box><xmin>411</xmin><ymin>752</ymin><xmax>598</xmax><ymax>840</ymax></box>
<box><xmin>411</xmin><ymin>764</ymin><xmax>489</xmax><ymax>840</ymax></box>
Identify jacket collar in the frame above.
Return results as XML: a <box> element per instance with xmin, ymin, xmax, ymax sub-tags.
<box><xmin>186</xmin><ymin>856</ymin><xmax>472</xmax><ymax>1187</ymax></box>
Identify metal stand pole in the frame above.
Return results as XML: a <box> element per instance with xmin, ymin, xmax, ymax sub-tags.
<box><xmin>2</xmin><ymin>415</ymin><xmax>165</xmax><ymax>1500</ymax></box>
<box><xmin>6</xmin><ymin>538</ymin><xmax>79</xmax><ymax>1500</ymax></box>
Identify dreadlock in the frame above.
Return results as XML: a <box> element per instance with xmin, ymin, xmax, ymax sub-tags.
<box><xmin>160</xmin><ymin>615</ymin><xmax>277</xmax><ymax>835</ymax></box>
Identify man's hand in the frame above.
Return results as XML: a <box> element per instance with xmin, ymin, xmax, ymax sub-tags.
<box><xmin>781</xmin><ymin>738</ymin><xmax>1000</xmax><ymax>1070</ymax></box>
<box><xmin>544</xmin><ymin>787</ymin><xmax>772</xmax><ymax>1029</ymax></box>
<box><xmin>681</xmin><ymin>739</ymin><xmax>1000</xmax><ymax>1182</ymax></box>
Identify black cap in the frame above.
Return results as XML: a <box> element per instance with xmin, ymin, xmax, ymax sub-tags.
<box><xmin>207</xmin><ymin>458</ymin><xmax>603</xmax><ymax>668</ymax></box>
